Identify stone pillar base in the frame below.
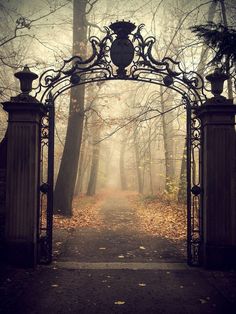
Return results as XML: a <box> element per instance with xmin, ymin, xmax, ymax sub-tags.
<box><xmin>5</xmin><ymin>240</ymin><xmax>37</xmax><ymax>268</ymax></box>
<box><xmin>204</xmin><ymin>244</ymin><xmax>236</xmax><ymax>270</ymax></box>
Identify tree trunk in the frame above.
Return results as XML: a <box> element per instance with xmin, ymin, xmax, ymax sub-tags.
<box><xmin>133</xmin><ymin>130</ymin><xmax>143</xmax><ymax>194</ymax></box>
<box><xmin>197</xmin><ymin>0</ymin><xmax>218</xmax><ymax>78</ymax></box>
<box><xmin>160</xmin><ymin>86</ymin><xmax>175</xmax><ymax>193</ymax></box>
<box><xmin>74</xmin><ymin>136</ymin><xmax>87</xmax><ymax>196</ymax></box>
<box><xmin>86</xmin><ymin>131</ymin><xmax>101</xmax><ymax>196</ymax></box>
<box><xmin>178</xmin><ymin>0</ymin><xmax>218</xmax><ymax>203</ymax></box>
<box><xmin>54</xmin><ymin>0</ymin><xmax>87</xmax><ymax>216</ymax></box>
<box><xmin>148</xmin><ymin>127</ymin><xmax>154</xmax><ymax>195</ymax></box>
<box><xmin>86</xmin><ymin>142</ymin><xmax>100</xmax><ymax>196</ymax></box>
<box><xmin>219</xmin><ymin>0</ymin><xmax>233</xmax><ymax>99</ymax></box>
<box><xmin>120</xmin><ymin>136</ymin><xmax>127</xmax><ymax>190</ymax></box>
<box><xmin>74</xmin><ymin>114</ymin><xmax>92</xmax><ymax>196</ymax></box>
<box><xmin>178</xmin><ymin>141</ymin><xmax>187</xmax><ymax>203</ymax></box>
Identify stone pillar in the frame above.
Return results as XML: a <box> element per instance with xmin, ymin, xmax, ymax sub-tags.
<box><xmin>3</xmin><ymin>92</ymin><xmax>44</xmax><ymax>267</ymax></box>
<box><xmin>196</xmin><ymin>94</ymin><xmax>236</xmax><ymax>269</ymax></box>
<box><xmin>0</xmin><ymin>136</ymin><xmax>7</xmax><ymax>254</ymax></box>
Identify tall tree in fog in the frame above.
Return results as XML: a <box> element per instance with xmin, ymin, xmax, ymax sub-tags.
<box><xmin>0</xmin><ymin>1</ymin><xmax>71</xmax><ymax>138</ymax></box>
<box><xmin>54</xmin><ymin>0</ymin><xmax>88</xmax><ymax>216</ymax></box>
<box><xmin>86</xmin><ymin>110</ymin><xmax>101</xmax><ymax>196</ymax></box>
<box><xmin>133</xmin><ymin>124</ymin><xmax>144</xmax><ymax>194</ymax></box>
<box><xmin>120</xmin><ymin>134</ymin><xmax>128</xmax><ymax>190</ymax></box>
<box><xmin>159</xmin><ymin>86</ymin><xmax>175</xmax><ymax>193</ymax></box>
<box><xmin>178</xmin><ymin>0</ymin><xmax>218</xmax><ymax>203</ymax></box>
<box><xmin>86</xmin><ymin>84</ymin><xmax>103</xmax><ymax>196</ymax></box>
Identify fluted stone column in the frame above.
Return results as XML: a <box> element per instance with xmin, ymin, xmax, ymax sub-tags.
<box><xmin>196</xmin><ymin>95</ymin><xmax>236</xmax><ymax>269</ymax></box>
<box><xmin>3</xmin><ymin>94</ymin><xmax>44</xmax><ymax>267</ymax></box>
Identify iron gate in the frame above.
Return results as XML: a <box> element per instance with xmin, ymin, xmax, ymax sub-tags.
<box><xmin>36</xmin><ymin>21</ymin><xmax>204</xmax><ymax>265</ymax></box>
<box><xmin>38</xmin><ymin>94</ymin><xmax>54</xmax><ymax>264</ymax></box>
<box><xmin>186</xmin><ymin>101</ymin><xmax>202</xmax><ymax>266</ymax></box>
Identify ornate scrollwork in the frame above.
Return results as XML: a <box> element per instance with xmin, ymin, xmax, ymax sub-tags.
<box><xmin>33</xmin><ymin>21</ymin><xmax>207</xmax><ymax>106</ymax></box>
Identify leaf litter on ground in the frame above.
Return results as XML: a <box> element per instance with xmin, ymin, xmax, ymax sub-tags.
<box><xmin>54</xmin><ymin>190</ymin><xmax>187</xmax><ymax>245</ymax></box>
<box><xmin>128</xmin><ymin>193</ymin><xmax>187</xmax><ymax>241</ymax></box>
<box><xmin>53</xmin><ymin>194</ymin><xmax>104</xmax><ymax>231</ymax></box>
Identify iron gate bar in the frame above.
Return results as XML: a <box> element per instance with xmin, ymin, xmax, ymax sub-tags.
<box><xmin>35</xmin><ymin>21</ymin><xmax>206</xmax><ymax>266</ymax></box>
<box><xmin>46</xmin><ymin>93</ymin><xmax>55</xmax><ymax>264</ymax></box>
<box><xmin>187</xmin><ymin>101</ymin><xmax>203</xmax><ymax>266</ymax></box>
<box><xmin>38</xmin><ymin>94</ymin><xmax>55</xmax><ymax>264</ymax></box>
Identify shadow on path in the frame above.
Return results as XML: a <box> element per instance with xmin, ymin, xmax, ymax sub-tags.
<box><xmin>0</xmin><ymin>191</ymin><xmax>235</xmax><ymax>314</ymax></box>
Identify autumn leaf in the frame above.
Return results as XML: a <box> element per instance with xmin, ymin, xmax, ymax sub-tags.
<box><xmin>114</xmin><ymin>301</ymin><xmax>125</xmax><ymax>305</ymax></box>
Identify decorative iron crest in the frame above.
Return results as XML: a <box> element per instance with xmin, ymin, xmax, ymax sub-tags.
<box><xmin>34</xmin><ymin>21</ymin><xmax>207</xmax><ymax>104</ymax></box>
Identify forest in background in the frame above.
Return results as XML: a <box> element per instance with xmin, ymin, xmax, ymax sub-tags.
<box><xmin>0</xmin><ymin>0</ymin><xmax>235</xmax><ymax>216</ymax></box>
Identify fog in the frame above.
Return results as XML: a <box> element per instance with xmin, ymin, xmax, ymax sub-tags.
<box><xmin>0</xmin><ymin>0</ymin><xmax>235</xmax><ymax>200</ymax></box>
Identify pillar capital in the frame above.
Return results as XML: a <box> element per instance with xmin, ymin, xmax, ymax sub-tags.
<box><xmin>195</xmin><ymin>96</ymin><xmax>236</xmax><ymax>117</ymax></box>
<box><xmin>3</xmin><ymin>94</ymin><xmax>45</xmax><ymax>120</ymax></box>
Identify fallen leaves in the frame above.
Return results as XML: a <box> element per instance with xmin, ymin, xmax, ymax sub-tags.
<box><xmin>53</xmin><ymin>194</ymin><xmax>104</xmax><ymax>231</ymax></box>
<box><xmin>53</xmin><ymin>190</ymin><xmax>187</xmax><ymax>242</ymax></box>
<box><xmin>129</xmin><ymin>194</ymin><xmax>187</xmax><ymax>241</ymax></box>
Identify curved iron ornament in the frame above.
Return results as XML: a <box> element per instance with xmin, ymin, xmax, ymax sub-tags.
<box><xmin>34</xmin><ymin>22</ymin><xmax>207</xmax><ymax>105</ymax></box>
<box><xmin>36</xmin><ymin>21</ymin><xmax>204</xmax><ymax>266</ymax></box>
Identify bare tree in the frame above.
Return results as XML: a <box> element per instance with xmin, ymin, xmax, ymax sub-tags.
<box><xmin>120</xmin><ymin>134</ymin><xmax>128</xmax><ymax>190</ymax></box>
<box><xmin>54</xmin><ymin>0</ymin><xmax>88</xmax><ymax>216</ymax></box>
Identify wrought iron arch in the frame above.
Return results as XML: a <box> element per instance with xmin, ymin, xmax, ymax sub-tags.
<box><xmin>34</xmin><ymin>21</ymin><xmax>207</xmax><ymax>104</ymax></box>
<box><xmin>36</xmin><ymin>21</ymin><xmax>205</xmax><ymax>266</ymax></box>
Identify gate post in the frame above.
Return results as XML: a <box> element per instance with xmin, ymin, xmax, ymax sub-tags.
<box><xmin>0</xmin><ymin>136</ymin><xmax>7</xmax><ymax>255</ymax></box>
<box><xmin>2</xmin><ymin>66</ymin><xmax>44</xmax><ymax>267</ymax></box>
<box><xmin>196</xmin><ymin>69</ymin><xmax>236</xmax><ymax>269</ymax></box>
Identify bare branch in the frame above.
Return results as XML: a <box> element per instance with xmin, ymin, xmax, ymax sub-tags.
<box><xmin>86</xmin><ymin>0</ymin><xmax>99</xmax><ymax>14</ymax></box>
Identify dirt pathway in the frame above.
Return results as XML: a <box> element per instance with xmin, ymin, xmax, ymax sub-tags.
<box><xmin>56</xmin><ymin>191</ymin><xmax>185</xmax><ymax>263</ymax></box>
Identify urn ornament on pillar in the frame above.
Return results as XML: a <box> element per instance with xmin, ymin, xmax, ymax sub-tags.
<box><xmin>206</xmin><ymin>68</ymin><xmax>228</xmax><ymax>98</ymax></box>
<box><xmin>12</xmin><ymin>65</ymin><xmax>39</xmax><ymax>104</ymax></box>
<box><xmin>15</xmin><ymin>65</ymin><xmax>38</xmax><ymax>94</ymax></box>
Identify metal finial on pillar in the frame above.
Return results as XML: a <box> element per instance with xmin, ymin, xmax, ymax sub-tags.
<box><xmin>14</xmin><ymin>65</ymin><xmax>38</xmax><ymax>94</ymax></box>
<box><xmin>206</xmin><ymin>68</ymin><xmax>228</xmax><ymax>97</ymax></box>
